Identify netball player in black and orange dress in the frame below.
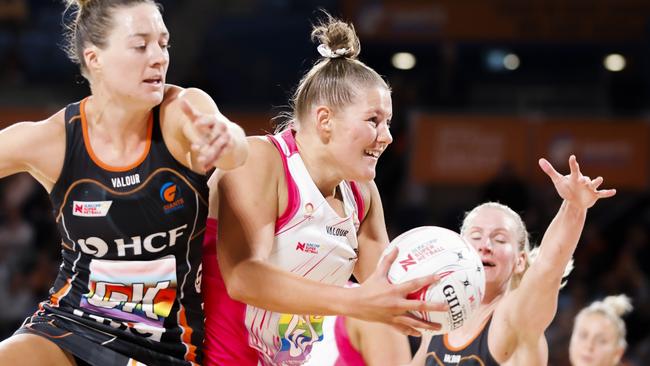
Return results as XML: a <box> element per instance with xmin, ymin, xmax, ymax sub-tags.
<box><xmin>410</xmin><ymin>156</ymin><xmax>615</xmax><ymax>366</ymax></box>
<box><xmin>0</xmin><ymin>1</ymin><xmax>247</xmax><ymax>365</ymax></box>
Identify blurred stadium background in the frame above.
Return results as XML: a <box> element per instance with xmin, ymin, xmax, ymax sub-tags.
<box><xmin>0</xmin><ymin>0</ymin><xmax>648</xmax><ymax>364</ymax></box>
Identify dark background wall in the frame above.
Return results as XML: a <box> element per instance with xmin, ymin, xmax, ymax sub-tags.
<box><xmin>0</xmin><ymin>1</ymin><xmax>648</xmax><ymax>364</ymax></box>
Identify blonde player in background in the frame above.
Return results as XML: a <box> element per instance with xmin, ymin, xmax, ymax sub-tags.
<box><xmin>569</xmin><ymin>295</ymin><xmax>632</xmax><ymax>366</ymax></box>
<box><xmin>410</xmin><ymin>155</ymin><xmax>615</xmax><ymax>366</ymax></box>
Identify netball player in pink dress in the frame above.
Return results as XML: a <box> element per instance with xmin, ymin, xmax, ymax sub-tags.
<box><xmin>202</xmin><ymin>13</ymin><xmax>444</xmax><ymax>366</ymax></box>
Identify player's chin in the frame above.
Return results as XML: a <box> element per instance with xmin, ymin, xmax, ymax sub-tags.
<box><xmin>483</xmin><ymin>272</ymin><xmax>500</xmax><ymax>287</ymax></box>
<box><xmin>147</xmin><ymin>91</ymin><xmax>165</xmax><ymax>105</ymax></box>
<box><xmin>359</xmin><ymin>159</ymin><xmax>379</xmax><ymax>179</ymax></box>
<box><xmin>138</xmin><ymin>86</ymin><xmax>165</xmax><ymax>104</ymax></box>
<box><xmin>573</xmin><ymin>355</ymin><xmax>595</xmax><ymax>366</ymax></box>
<box><xmin>356</xmin><ymin>167</ymin><xmax>376</xmax><ymax>182</ymax></box>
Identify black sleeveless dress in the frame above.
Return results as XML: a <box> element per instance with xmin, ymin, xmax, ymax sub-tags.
<box><xmin>16</xmin><ymin>98</ymin><xmax>208</xmax><ymax>366</ymax></box>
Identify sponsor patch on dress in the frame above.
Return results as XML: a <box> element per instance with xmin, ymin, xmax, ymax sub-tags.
<box><xmin>72</xmin><ymin>201</ymin><xmax>113</xmax><ymax>217</ymax></box>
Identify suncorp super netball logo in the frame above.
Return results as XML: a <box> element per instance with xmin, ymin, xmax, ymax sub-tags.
<box><xmin>160</xmin><ymin>182</ymin><xmax>184</xmax><ymax>214</ymax></box>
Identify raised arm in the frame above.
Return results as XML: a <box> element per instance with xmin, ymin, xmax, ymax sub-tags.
<box><xmin>0</xmin><ymin>111</ymin><xmax>65</xmax><ymax>192</ymax></box>
<box><xmin>162</xmin><ymin>87</ymin><xmax>248</xmax><ymax>173</ymax></box>
<box><xmin>493</xmin><ymin>155</ymin><xmax>616</xmax><ymax>363</ymax></box>
<box><xmin>217</xmin><ymin>138</ymin><xmax>444</xmax><ymax>334</ymax></box>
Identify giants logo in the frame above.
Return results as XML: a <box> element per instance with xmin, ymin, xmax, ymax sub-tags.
<box><xmin>160</xmin><ymin>182</ymin><xmax>184</xmax><ymax>214</ymax></box>
<box><xmin>77</xmin><ymin>224</ymin><xmax>187</xmax><ymax>258</ymax></box>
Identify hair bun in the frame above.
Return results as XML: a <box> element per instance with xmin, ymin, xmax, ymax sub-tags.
<box><xmin>311</xmin><ymin>13</ymin><xmax>360</xmax><ymax>60</ymax></box>
<box><xmin>316</xmin><ymin>44</ymin><xmax>351</xmax><ymax>59</ymax></box>
<box><xmin>603</xmin><ymin>294</ymin><xmax>633</xmax><ymax>317</ymax></box>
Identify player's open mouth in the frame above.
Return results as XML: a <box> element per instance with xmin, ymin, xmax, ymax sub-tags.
<box><xmin>143</xmin><ymin>77</ymin><xmax>163</xmax><ymax>85</ymax></box>
<box><xmin>364</xmin><ymin>149</ymin><xmax>380</xmax><ymax>158</ymax></box>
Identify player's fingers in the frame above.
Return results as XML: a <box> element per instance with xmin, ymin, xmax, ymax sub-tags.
<box><xmin>591</xmin><ymin>176</ymin><xmax>604</xmax><ymax>190</ymax></box>
<box><xmin>396</xmin><ymin>298</ymin><xmax>448</xmax><ymax>314</ymax></box>
<box><xmin>538</xmin><ymin>158</ymin><xmax>563</xmax><ymax>183</ymax></box>
<box><xmin>597</xmin><ymin>188</ymin><xmax>617</xmax><ymax>198</ymax></box>
<box><xmin>398</xmin><ymin>274</ymin><xmax>441</xmax><ymax>296</ymax></box>
<box><xmin>201</xmin><ymin>137</ymin><xmax>232</xmax><ymax>170</ymax></box>
<box><xmin>568</xmin><ymin>155</ymin><xmax>581</xmax><ymax>178</ymax></box>
<box><xmin>180</xmin><ymin>99</ymin><xmax>200</xmax><ymax>121</ymax></box>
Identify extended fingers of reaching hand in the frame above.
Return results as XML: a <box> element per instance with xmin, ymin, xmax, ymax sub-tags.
<box><xmin>376</xmin><ymin>276</ymin><xmax>446</xmax><ymax>315</ymax></box>
<box><xmin>591</xmin><ymin>176</ymin><xmax>604</xmax><ymax>190</ymax></box>
<box><xmin>183</xmin><ymin>103</ymin><xmax>228</xmax><ymax>144</ymax></box>
<box><xmin>180</xmin><ymin>99</ymin><xmax>200</xmax><ymax>121</ymax></box>
<box><xmin>193</xmin><ymin>116</ymin><xmax>223</xmax><ymax>142</ymax></box>
<box><xmin>181</xmin><ymin>101</ymin><xmax>213</xmax><ymax>145</ymax></box>
<box><xmin>203</xmin><ymin>117</ymin><xmax>228</xmax><ymax>142</ymax></box>
<box><xmin>568</xmin><ymin>155</ymin><xmax>580</xmax><ymax>177</ymax></box>
<box><xmin>582</xmin><ymin>175</ymin><xmax>616</xmax><ymax>198</ymax></box>
<box><xmin>185</xmin><ymin>115</ymin><xmax>214</xmax><ymax>146</ymax></box>
<box><xmin>597</xmin><ymin>188</ymin><xmax>617</xmax><ymax>198</ymax></box>
<box><xmin>398</xmin><ymin>273</ymin><xmax>441</xmax><ymax>296</ymax></box>
<box><xmin>590</xmin><ymin>176</ymin><xmax>617</xmax><ymax>198</ymax></box>
<box><xmin>540</xmin><ymin>156</ymin><xmax>616</xmax><ymax>201</ymax></box>
<box><xmin>197</xmin><ymin>132</ymin><xmax>232</xmax><ymax>170</ymax></box>
<box><xmin>538</xmin><ymin>158</ymin><xmax>563</xmax><ymax>183</ymax></box>
<box><xmin>397</xmin><ymin>296</ymin><xmax>448</xmax><ymax>314</ymax></box>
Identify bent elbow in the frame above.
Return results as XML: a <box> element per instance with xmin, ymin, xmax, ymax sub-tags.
<box><xmin>223</xmin><ymin>266</ymin><xmax>253</xmax><ymax>303</ymax></box>
<box><xmin>225</xmin><ymin>278</ymin><xmax>245</xmax><ymax>302</ymax></box>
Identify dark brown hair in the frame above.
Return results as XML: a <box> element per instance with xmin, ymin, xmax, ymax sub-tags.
<box><xmin>62</xmin><ymin>0</ymin><xmax>161</xmax><ymax>77</ymax></box>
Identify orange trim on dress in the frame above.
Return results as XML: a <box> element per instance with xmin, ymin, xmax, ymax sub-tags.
<box><xmin>80</xmin><ymin>98</ymin><xmax>153</xmax><ymax>172</ymax></box>
<box><xmin>178</xmin><ymin>305</ymin><xmax>198</xmax><ymax>364</ymax></box>
<box><xmin>443</xmin><ymin>316</ymin><xmax>492</xmax><ymax>352</ymax></box>
<box><xmin>49</xmin><ymin>278</ymin><xmax>72</xmax><ymax>307</ymax></box>
<box><xmin>25</xmin><ymin>326</ymin><xmax>73</xmax><ymax>340</ymax></box>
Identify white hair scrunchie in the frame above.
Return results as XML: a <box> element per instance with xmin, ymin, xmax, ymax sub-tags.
<box><xmin>317</xmin><ymin>44</ymin><xmax>350</xmax><ymax>59</ymax></box>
